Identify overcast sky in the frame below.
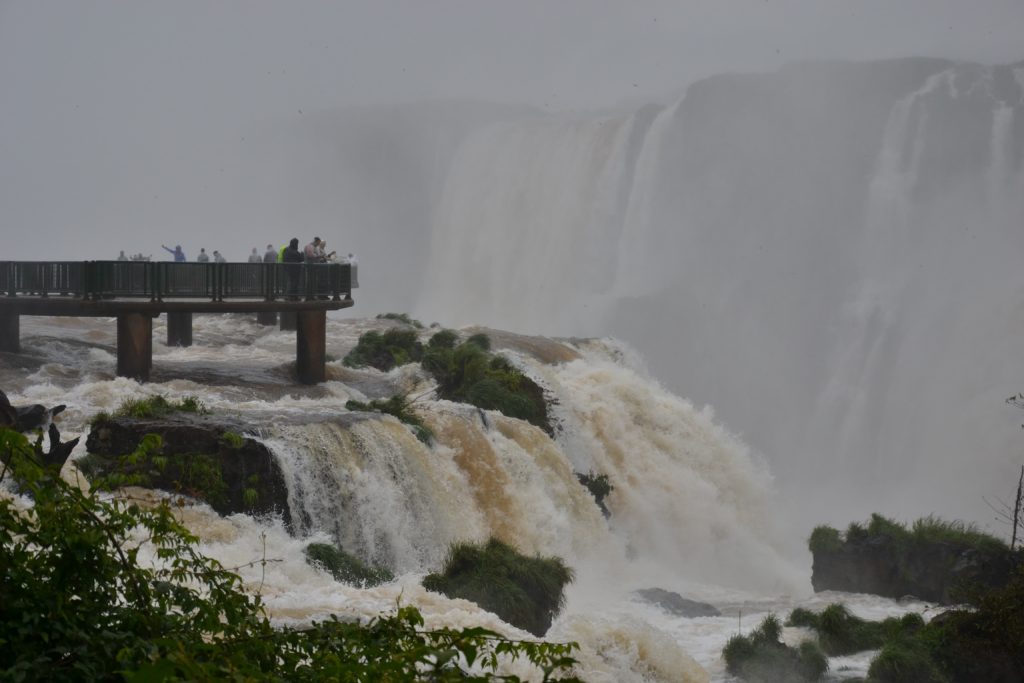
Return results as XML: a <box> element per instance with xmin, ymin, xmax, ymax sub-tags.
<box><xmin>1</xmin><ymin>0</ymin><xmax>1023</xmax><ymax>258</ymax></box>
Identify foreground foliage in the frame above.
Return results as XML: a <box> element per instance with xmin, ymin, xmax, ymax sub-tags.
<box><xmin>722</xmin><ymin>614</ymin><xmax>828</xmax><ymax>682</ymax></box>
<box><xmin>0</xmin><ymin>429</ymin><xmax>581</xmax><ymax>681</ymax></box>
<box><xmin>423</xmin><ymin>538</ymin><xmax>575</xmax><ymax>637</ymax></box>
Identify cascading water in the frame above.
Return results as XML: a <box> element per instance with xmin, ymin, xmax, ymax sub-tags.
<box><xmin>417</xmin><ymin>58</ymin><xmax>1024</xmax><ymax>529</ymax></box>
<box><xmin>3</xmin><ymin>313</ymin><xmax>932</xmax><ymax>681</ymax></box>
<box><xmin>5</xmin><ymin>57</ymin><xmax>1020</xmax><ymax>681</ymax></box>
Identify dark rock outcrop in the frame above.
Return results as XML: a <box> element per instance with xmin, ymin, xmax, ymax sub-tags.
<box><xmin>634</xmin><ymin>588</ymin><xmax>721</xmax><ymax>617</ymax></box>
<box><xmin>84</xmin><ymin>415</ymin><xmax>291</xmax><ymax>526</ymax></box>
<box><xmin>811</xmin><ymin>526</ymin><xmax>1019</xmax><ymax>604</ymax></box>
<box><xmin>1</xmin><ymin>389</ymin><xmax>79</xmax><ymax>469</ymax></box>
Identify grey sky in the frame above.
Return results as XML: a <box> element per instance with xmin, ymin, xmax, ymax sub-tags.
<box><xmin>1</xmin><ymin>0</ymin><xmax>1023</xmax><ymax>259</ymax></box>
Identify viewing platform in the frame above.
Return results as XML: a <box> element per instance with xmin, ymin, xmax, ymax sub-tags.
<box><xmin>0</xmin><ymin>261</ymin><xmax>354</xmax><ymax>384</ymax></box>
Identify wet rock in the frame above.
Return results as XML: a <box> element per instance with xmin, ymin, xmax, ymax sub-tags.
<box><xmin>84</xmin><ymin>415</ymin><xmax>291</xmax><ymax>526</ymax></box>
<box><xmin>634</xmin><ymin>588</ymin><xmax>721</xmax><ymax>617</ymax></box>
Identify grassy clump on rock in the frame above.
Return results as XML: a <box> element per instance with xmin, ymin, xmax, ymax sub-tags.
<box><xmin>344</xmin><ymin>327</ymin><xmax>423</xmax><ymax>370</ymax></box>
<box><xmin>345</xmin><ymin>395</ymin><xmax>433</xmax><ymax>445</ymax></box>
<box><xmin>722</xmin><ymin>614</ymin><xmax>828</xmax><ymax>682</ymax></box>
<box><xmin>786</xmin><ymin>603</ymin><xmax>923</xmax><ymax>656</ymax></box>
<box><xmin>343</xmin><ymin>329</ymin><xmax>424</xmax><ymax>372</ymax></box>
<box><xmin>422</xmin><ymin>538</ymin><xmax>574</xmax><ymax>637</ymax></box>
<box><xmin>304</xmin><ymin>543</ymin><xmax>394</xmax><ymax>588</ymax></box>
<box><xmin>833</xmin><ymin>513</ymin><xmax>1007</xmax><ymax>556</ymax></box>
<box><xmin>91</xmin><ymin>394</ymin><xmax>207</xmax><ymax>425</ymax></box>
<box><xmin>421</xmin><ymin>333</ymin><xmax>552</xmax><ymax>435</ymax></box>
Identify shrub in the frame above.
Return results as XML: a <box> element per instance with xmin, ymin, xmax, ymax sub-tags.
<box><xmin>808</xmin><ymin>525</ymin><xmax>842</xmax><ymax>555</ymax></box>
<box><xmin>0</xmin><ymin>427</ymin><xmax>582</xmax><ymax>681</ymax></box>
<box><xmin>343</xmin><ymin>329</ymin><xmax>423</xmax><ymax>371</ymax></box>
<box><xmin>920</xmin><ymin>563</ymin><xmax>1024</xmax><ymax>681</ymax></box>
<box><xmin>722</xmin><ymin>613</ymin><xmax>828</xmax><ymax>682</ymax></box>
<box><xmin>304</xmin><ymin>543</ymin><xmax>394</xmax><ymax>588</ymax></box>
<box><xmin>423</xmin><ymin>538</ymin><xmax>574</xmax><ymax>637</ymax></box>
<box><xmin>428</xmin><ymin>329</ymin><xmax>459</xmax><ymax>349</ymax></box>
<box><xmin>786</xmin><ymin>603</ymin><xmax>923</xmax><ymax>656</ymax></box>
<box><xmin>868</xmin><ymin>639</ymin><xmax>948</xmax><ymax>683</ymax></box>
<box><xmin>465</xmin><ymin>333</ymin><xmax>491</xmax><ymax>351</ymax></box>
<box><xmin>421</xmin><ymin>337</ymin><xmax>553</xmax><ymax>435</ymax></box>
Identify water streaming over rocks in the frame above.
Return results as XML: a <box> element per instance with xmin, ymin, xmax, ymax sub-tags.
<box><xmin>2</xmin><ymin>314</ymin><xmax>930</xmax><ymax>681</ymax></box>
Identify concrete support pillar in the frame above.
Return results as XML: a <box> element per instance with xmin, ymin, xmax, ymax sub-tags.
<box><xmin>117</xmin><ymin>313</ymin><xmax>152</xmax><ymax>382</ymax></box>
<box><xmin>296</xmin><ymin>310</ymin><xmax>326</xmax><ymax>385</ymax></box>
<box><xmin>166</xmin><ymin>312</ymin><xmax>193</xmax><ymax>347</ymax></box>
<box><xmin>256</xmin><ymin>311</ymin><xmax>278</xmax><ymax>326</ymax></box>
<box><xmin>279</xmin><ymin>311</ymin><xmax>297</xmax><ymax>331</ymax></box>
<box><xmin>0</xmin><ymin>312</ymin><xmax>19</xmax><ymax>353</ymax></box>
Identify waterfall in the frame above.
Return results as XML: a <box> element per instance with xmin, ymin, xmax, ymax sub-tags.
<box><xmin>415</xmin><ymin>59</ymin><xmax>1024</xmax><ymax>528</ymax></box>
<box><xmin>420</xmin><ymin>110</ymin><xmax>659</xmax><ymax>335</ymax></box>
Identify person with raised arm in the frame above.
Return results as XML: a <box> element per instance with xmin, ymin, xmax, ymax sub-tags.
<box><xmin>161</xmin><ymin>244</ymin><xmax>186</xmax><ymax>262</ymax></box>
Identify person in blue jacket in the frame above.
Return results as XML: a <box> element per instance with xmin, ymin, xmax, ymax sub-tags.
<box><xmin>161</xmin><ymin>244</ymin><xmax>186</xmax><ymax>262</ymax></box>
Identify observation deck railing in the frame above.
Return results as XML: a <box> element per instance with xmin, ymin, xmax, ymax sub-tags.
<box><xmin>0</xmin><ymin>261</ymin><xmax>352</xmax><ymax>302</ymax></box>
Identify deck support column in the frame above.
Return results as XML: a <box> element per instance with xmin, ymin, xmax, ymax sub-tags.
<box><xmin>296</xmin><ymin>310</ymin><xmax>326</xmax><ymax>384</ymax></box>
<box><xmin>166</xmin><ymin>312</ymin><xmax>193</xmax><ymax>347</ymax></box>
<box><xmin>0</xmin><ymin>312</ymin><xmax>19</xmax><ymax>353</ymax></box>
<box><xmin>279</xmin><ymin>311</ymin><xmax>297</xmax><ymax>331</ymax></box>
<box><xmin>117</xmin><ymin>313</ymin><xmax>152</xmax><ymax>382</ymax></box>
<box><xmin>256</xmin><ymin>311</ymin><xmax>277</xmax><ymax>326</ymax></box>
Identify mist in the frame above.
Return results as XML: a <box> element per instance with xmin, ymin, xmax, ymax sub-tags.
<box><xmin>3</xmin><ymin>1</ymin><xmax>1024</xmax><ymax>536</ymax></box>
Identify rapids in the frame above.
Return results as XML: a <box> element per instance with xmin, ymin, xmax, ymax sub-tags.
<box><xmin>1</xmin><ymin>314</ymin><xmax>931</xmax><ymax>681</ymax></box>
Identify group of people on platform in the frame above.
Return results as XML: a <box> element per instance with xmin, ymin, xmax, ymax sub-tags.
<box><xmin>115</xmin><ymin>239</ymin><xmax>357</xmax><ymax>287</ymax></box>
<box><xmin>116</xmin><ymin>251</ymin><xmax>152</xmax><ymax>262</ymax></box>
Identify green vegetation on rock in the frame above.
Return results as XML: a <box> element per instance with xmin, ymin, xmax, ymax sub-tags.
<box><xmin>422</xmin><ymin>334</ymin><xmax>552</xmax><ymax>435</ymax></box>
<box><xmin>722</xmin><ymin>614</ymin><xmax>828</xmax><ymax>682</ymax></box>
<box><xmin>823</xmin><ymin>513</ymin><xmax>1008</xmax><ymax>555</ymax></box>
<box><xmin>0</xmin><ymin>428</ymin><xmax>582</xmax><ymax>681</ymax></box>
<box><xmin>808</xmin><ymin>525</ymin><xmax>843</xmax><ymax>555</ymax></box>
<box><xmin>343</xmin><ymin>328</ymin><xmax>423</xmax><ymax>371</ymax></box>
<box><xmin>304</xmin><ymin>543</ymin><xmax>394</xmax><ymax>588</ymax></box>
<box><xmin>786</xmin><ymin>603</ymin><xmax>923</xmax><ymax>656</ymax></box>
<box><xmin>91</xmin><ymin>394</ymin><xmax>208</xmax><ymax>425</ymax></box>
<box><xmin>422</xmin><ymin>538</ymin><xmax>575</xmax><ymax>637</ymax></box>
<box><xmin>346</xmin><ymin>395</ymin><xmax>433</xmax><ymax>444</ymax></box>
<box><xmin>867</xmin><ymin>638</ymin><xmax>948</xmax><ymax>683</ymax></box>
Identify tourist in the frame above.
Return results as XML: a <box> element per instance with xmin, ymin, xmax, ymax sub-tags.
<box><xmin>161</xmin><ymin>244</ymin><xmax>186</xmax><ymax>262</ymax></box>
<box><xmin>282</xmin><ymin>238</ymin><xmax>304</xmax><ymax>298</ymax></box>
<box><xmin>196</xmin><ymin>248</ymin><xmax>210</xmax><ymax>263</ymax></box>
<box><xmin>263</xmin><ymin>244</ymin><xmax>277</xmax><ymax>263</ymax></box>
<box><xmin>213</xmin><ymin>250</ymin><xmax>227</xmax><ymax>264</ymax></box>
<box><xmin>117</xmin><ymin>250</ymin><xmax>128</xmax><ymax>261</ymax></box>
<box><xmin>248</xmin><ymin>247</ymin><xmax>261</xmax><ymax>263</ymax></box>
<box><xmin>304</xmin><ymin>237</ymin><xmax>323</xmax><ymax>263</ymax></box>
